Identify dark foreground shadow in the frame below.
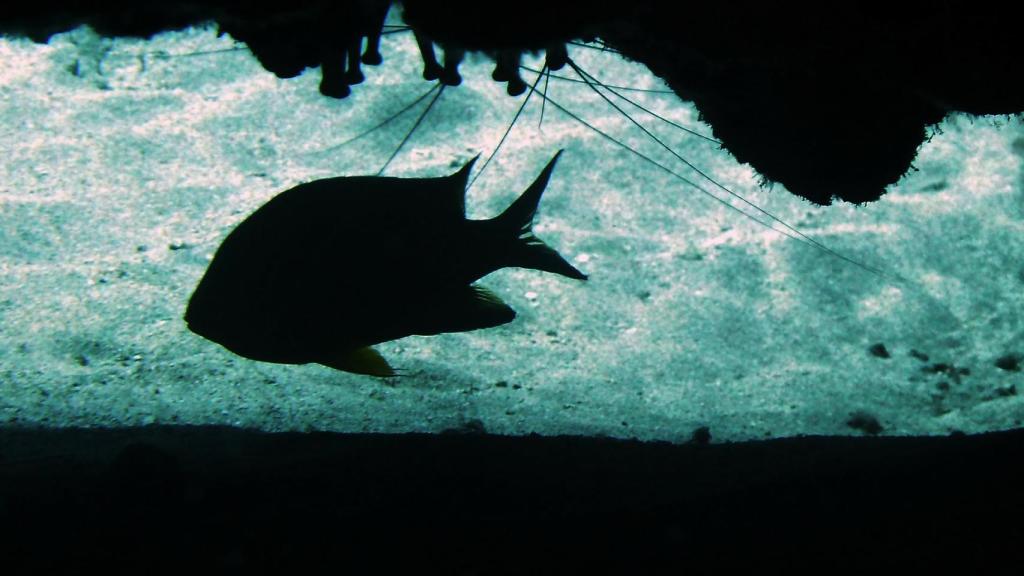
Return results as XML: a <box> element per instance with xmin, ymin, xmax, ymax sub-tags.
<box><xmin>1</xmin><ymin>425</ymin><xmax>1021</xmax><ymax>573</ymax></box>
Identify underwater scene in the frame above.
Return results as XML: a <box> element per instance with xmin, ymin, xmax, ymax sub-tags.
<box><xmin>1</xmin><ymin>14</ymin><xmax>1021</xmax><ymax>442</ymax></box>
<box><xmin>1</xmin><ymin>3</ymin><xmax>1023</xmax><ymax>572</ymax></box>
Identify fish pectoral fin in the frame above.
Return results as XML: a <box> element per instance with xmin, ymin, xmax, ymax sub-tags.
<box><xmin>414</xmin><ymin>284</ymin><xmax>517</xmax><ymax>336</ymax></box>
<box><xmin>472</xmin><ymin>285</ymin><xmax>520</xmax><ymax>325</ymax></box>
<box><xmin>321</xmin><ymin>346</ymin><xmax>395</xmax><ymax>377</ymax></box>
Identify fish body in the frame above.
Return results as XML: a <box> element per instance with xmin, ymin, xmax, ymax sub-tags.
<box><xmin>185</xmin><ymin>151</ymin><xmax>585</xmax><ymax>376</ymax></box>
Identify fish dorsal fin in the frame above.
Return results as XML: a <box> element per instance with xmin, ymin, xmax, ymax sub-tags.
<box><xmin>446</xmin><ymin>154</ymin><xmax>480</xmax><ymax>217</ymax></box>
<box><xmin>320</xmin><ymin>346</ymin><xmax>395</xmax><ymax>377</ymax></box>
<box><xmin>495</xmin><ymin>150</ymin><xmax>563</xmax><ymax>235</ymax></box>
<box><xmin>413</xmin><ymin>284</ymin><xmax>516</xmax><ymax>336</ymax></box>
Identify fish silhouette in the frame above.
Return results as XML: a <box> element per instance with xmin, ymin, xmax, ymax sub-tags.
<box><xmin>185</xmin><ymin>150</ymin><xmax>586</xmax><ymax>377</ymax></box>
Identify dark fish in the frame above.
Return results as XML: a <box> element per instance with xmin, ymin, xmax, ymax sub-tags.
<box><xmin>185</xmin><ymin>150</ymin><xmax>586</xmax><ymax>377</ymax></box>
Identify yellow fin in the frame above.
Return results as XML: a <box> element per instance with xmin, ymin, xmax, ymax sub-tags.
<box><xmin>321</xmin><ymin>346</ymin><xmax>395</xmax><ymax>377</ymax></box>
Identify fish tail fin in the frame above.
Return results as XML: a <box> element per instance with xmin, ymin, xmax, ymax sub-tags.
<box><xmin>495</xmin><ymin>150</ymin><xmax>587</xmax><ymax>281</ymax></box>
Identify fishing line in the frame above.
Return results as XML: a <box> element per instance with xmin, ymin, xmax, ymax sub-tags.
<box><xmin>466</xmin><ymin>66</ymin><xmax>546</xmax><ymax>192</ymax></box>
<box><xmin>376</xmin><ymin>82</ymin><xmax>445</xmax><ymax>175</ymax></box>
<box><xmin>528</xmin><ymin>78</ymin><xmax>899</xmax><ymax>281</ymax></box>
<box><xmin>518</xmin><ymin>64</ymin><xmax>675</xmax><ymax>95</ymax></box>
<box><xmin>323</xmin><ymin>82</ymin><xmax>441</xmax><ymax>153</ymax></box>
<box><xmin>565</xmin><ymin>57</ymin><xmax>897</xmax><ymax>281</ymax></box>
<box><xmin>567</xmin><ymin>40</ymin><xmax>622</xmax><ymax>55</ymax></box>
<box><xmin>538</xmin><ymin>65</ymin><xmax>551</xmax><ymax>130</ymax></box>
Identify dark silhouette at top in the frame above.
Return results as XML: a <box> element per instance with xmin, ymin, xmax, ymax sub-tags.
<box><xmin>215</xmin><ymin>0</ymin><xmax>391</xmax><ymax>98</ymax></box>
<box><xmin>2</xmin><ymin>1</ymin><xmax>1022</xmax><ymax>203</ymax></box>
<box><xmin>185</xmin><ymin>151</ymin><xmax>586</xmax><ymax>376</ymax></box>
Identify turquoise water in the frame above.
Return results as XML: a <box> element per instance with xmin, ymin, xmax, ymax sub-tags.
<box><xmin>0</xmin><ymin>21</ymin><xmax>1021</xmax><ymax>441</ymax></box>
